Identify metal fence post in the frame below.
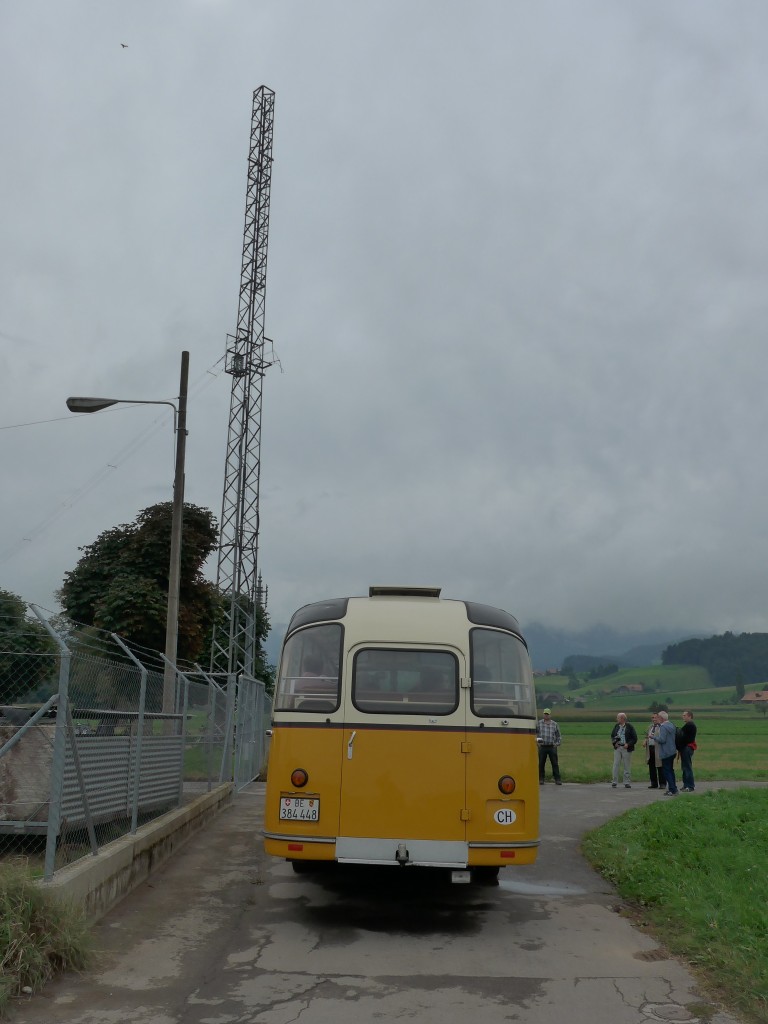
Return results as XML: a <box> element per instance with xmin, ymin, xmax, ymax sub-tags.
<box><xmin>112</xmin><ymin>634</ymin><xmax>148</xmax><ymax>834</ymax></box>
<box><xmin>30</xmin><ymin>605</ymin><xmax>71</xmax><ymax>881</ymax></box>
<box><xmin>206</xmin><ymin>678</ymin><xmax>216</xmax><ymax>792</ymax></box>
<box><xmin>219</xmin><ymin>674</ymin><xmax>237</xmax><ymax>784</ymax></box>
<box><xmin>178</xmin><ymin>673</ymin><xmax>189</xmax><ymax>805</ymax></box>
<box><xmin>194</xmin><ymin>663</ymin><xmax>220</xmax><ymax>794</ymax></box>
<box><xmin>160</xmin><ymin>655</ymin><xmax>190</xmax><ymax>806</ymax></box>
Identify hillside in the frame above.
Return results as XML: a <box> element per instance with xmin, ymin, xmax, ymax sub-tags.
<box><xmin>521</xmin><ymin>622</ymin><xmax>703</xmax><ymax>672</ymax></box>
<box><xmin>533</xmin><ymin>663</ymin><xmax>741</xmax><ymax>715</ymax></box>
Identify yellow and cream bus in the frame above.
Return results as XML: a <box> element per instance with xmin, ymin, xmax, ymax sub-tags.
<box><xmin>263</xmin><ymin>586</ymin><xmax>539</xmax><ymax>882</ymax></box>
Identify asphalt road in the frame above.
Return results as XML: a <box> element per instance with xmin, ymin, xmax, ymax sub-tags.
<box><xmin>10</xmin><ymin>780</ymin><xmax>756</xmax><ymax>1024</ymax></box>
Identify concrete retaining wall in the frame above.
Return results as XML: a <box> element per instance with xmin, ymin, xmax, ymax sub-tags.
<box><xmin>39</xmin><ymin>782</ymin><xmax>234</xmax><ymax>922</ymax></box>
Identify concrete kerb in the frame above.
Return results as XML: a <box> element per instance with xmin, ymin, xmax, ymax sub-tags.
<box><xmin>37</xmin><ymin>782</ymin><xmax>235</xmax><ymax>923</ymax></box>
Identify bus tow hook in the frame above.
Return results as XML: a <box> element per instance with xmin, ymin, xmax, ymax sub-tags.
<box><xmin>395</xmin><ymin>842</ymin><xmax>410</xmax><ymax>865</ymax></box>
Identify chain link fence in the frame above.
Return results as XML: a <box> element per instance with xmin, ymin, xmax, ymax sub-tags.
<box><xmin>0</xmin><ymin>605</ymin><xmax>271</xmax><ymax>880</ymax></box>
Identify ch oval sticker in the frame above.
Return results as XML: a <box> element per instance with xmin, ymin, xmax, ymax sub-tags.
<box><xmin>494</xmin><ymin>807</ymin><xmax>517</xmax><ymax>826</ymax></box>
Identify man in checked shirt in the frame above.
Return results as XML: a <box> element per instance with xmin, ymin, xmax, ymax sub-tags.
<box><xmin>536</xmin><ymin>708</ymin><xmax>563</xmax><ymax>785</ymax></box>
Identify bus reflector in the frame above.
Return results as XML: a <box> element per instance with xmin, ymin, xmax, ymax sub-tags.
<box><xmin>500</xmin><ymin>850</ymin><xmax>516</xmax><ymax>859</ymax></box>
<box><xmin>291</xmin><ymin>769</ymin><xmax>309</xmax><ymax>787</ymax></box>
<box><xmin>288</xmin><ymin>843</ymin><xmax>304</xmax><ymax>851</ymax></box>
<box><xmin>498</xmin><ymin>775</ymin><xmax>516</xmax><ymax>794</ymax></box>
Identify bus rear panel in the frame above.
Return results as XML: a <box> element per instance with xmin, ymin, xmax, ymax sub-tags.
<box><xmin>263</xmin><ymin>587</ymin><xmax>540</xmax><ymax>879</ymax></box>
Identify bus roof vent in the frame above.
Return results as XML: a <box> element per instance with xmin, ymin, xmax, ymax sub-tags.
<box><xmin>368</xmin><ymin>586</ymin><xmax>442</xmax><ymax>599</ymax></box>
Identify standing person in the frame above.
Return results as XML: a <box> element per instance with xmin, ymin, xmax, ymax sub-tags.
<box><xmin>610</xmin><ymin>712</ymin><xmax>638</xmax><ymax>788</ymax></box>
<box><xmin>536</xmin><ymin>708</ymin><xmax>562</xmax><ymax>785</ymax></box>
<box><xmin>655</xmin><ymin>710</ymin><xmax>679</xmax><ymax>796</ymax></box>
<box><xmin>642</xmin><ymin>713</ymin><xmax>665</xmax><ymax>789</ymax></box>
<box><xmin>679</xmin><ymin>710</ymin><xmax>698</xmax><ymax>792</ymax></box>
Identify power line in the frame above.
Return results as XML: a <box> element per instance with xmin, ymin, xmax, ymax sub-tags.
<box><xmin>0</xmin><ymin>357</ymin><xmax>226</xmax><ymax>567</ymax></box>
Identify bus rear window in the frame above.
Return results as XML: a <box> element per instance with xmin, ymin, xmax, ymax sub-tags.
<box><xmin>352</xmin><ymin>649</ymin><xmax>458</xmax><ymax>715</ymax></box>
<box><xmin>275</xmin><ymin>623</ymin><xmax>342</xmax><ymax>712</ymax></box>
<box><xmin>470</xmin><ymin>629</ymin><xmax>536</xmax><ymax>718</ymax></box>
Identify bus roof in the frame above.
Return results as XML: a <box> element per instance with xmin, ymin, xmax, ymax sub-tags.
<box><xmin>285</xmin><ymin>589</ymin><xmax>526</xmax><ymax>646</ymax></box>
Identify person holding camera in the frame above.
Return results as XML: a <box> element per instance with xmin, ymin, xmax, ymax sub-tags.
<box><xmin>610</xmin><ymin>712</ymin><xmax>638</xmax><ymax>788</ymax></box>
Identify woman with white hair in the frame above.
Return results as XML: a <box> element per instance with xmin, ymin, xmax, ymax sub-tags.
<box><xmin>655</xmin><ymin>711</ymin><xmax>679</xmax><ymax>796</ymax></box>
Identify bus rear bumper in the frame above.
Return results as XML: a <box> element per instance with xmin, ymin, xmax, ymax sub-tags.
<box><xmin>264</xmin><ymin>832</ymin><xmax>539</xmax><ymax>867</ymax></box>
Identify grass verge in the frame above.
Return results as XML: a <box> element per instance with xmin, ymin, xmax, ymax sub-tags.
<box><xmin>582</xmin><ymin>788</ymin><xmax>768</xmax><ymax>1024</ymax></box>
<box><xmin>0</xmin><ymin>864</ymin><xmax>90</xmax><ymax>1015</ymax></box>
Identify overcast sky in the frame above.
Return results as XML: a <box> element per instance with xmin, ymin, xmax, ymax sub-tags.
<box><xmin>2</xmin><ymin>0</ymin><xmax>768</xmax><ymax>638</ymax></box>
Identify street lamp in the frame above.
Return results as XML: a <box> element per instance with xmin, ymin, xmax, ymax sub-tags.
<box><xmin>66</xmin><ymin>351</ymin><xmax>189</xmax><ymax>716</ymax></box>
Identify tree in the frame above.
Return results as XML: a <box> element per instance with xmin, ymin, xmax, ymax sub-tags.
<box><xmin>0</xmin><ymin>589</ymin><xmax>58</xmax><ymax>705</ymax></box>
<box><xmin>59</xmin><ymin>502</ymin><xmax>221</xmax><ymax>665</ymax></box>
<box><xmin>207</xmin><ymin>590</ymin><xmax>272</xmax><ymax>686</ymax></box>
<box><xmin>648</xmin><ymin>700</ymin><xmax>669</xmax><ymax>713</ymax></box>
<box><xmin>663</xmin><ymin>632</ymin><xmax>768</xmax><ymax>687</ymax></box>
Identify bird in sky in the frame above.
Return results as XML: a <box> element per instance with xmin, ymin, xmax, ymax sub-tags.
<box><xmin>120</xmin><ymin>43</ymin><xmax>128</xmax><ymax>48</ymax></box>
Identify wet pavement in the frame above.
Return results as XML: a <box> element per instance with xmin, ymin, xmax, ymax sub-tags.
<box><xmin>9</xmin><ymin>779</ymin><xmax>761</xmax><ymax>1024</ymax></box>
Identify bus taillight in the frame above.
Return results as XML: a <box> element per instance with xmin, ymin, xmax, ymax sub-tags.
<box><xmin>291</xmin><ymin>769</ymin><xmax>309</xmax><ymax>788</ymax></box>
<box><xmin>498</xmin><ymin>775</ymin><xmax>516</xmax><ymax>795</ymax></box>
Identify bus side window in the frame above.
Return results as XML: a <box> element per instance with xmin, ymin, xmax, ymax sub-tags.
<box><xmin>275</xmin><ymin>623</ymin><xmax>342</xmax><ymax>712</ymax></box>
<box><xmin>470</xmin><ymin>630</ymin><xmax>536</xmax><ymax>718</ymax></box>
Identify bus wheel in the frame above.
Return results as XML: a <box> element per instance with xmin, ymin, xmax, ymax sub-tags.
<box><xmin>291</xmin><ymin>860</ymin><xmax>318</xmax><ymax>874</ymax></box>
<box><xmin>471</xmin><ymin>866</ymin><xmax>500</xmax><ymax>885</ymax></box>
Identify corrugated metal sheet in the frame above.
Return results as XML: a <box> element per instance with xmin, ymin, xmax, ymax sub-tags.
<box><xmin>0</xmin><ymin>731</ymin><xmax>184</xmax><ymax>833</ymax></box>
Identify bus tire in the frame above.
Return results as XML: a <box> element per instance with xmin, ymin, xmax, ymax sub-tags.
<box><xmin>471</xmin><ymin>866</ymin><xmax>500</xmax><ymax>885</ymax></box>
<box><xmin>291</xmin><ymin>860</ymin><xmax>319</xmax><ymax>874</ymax></box>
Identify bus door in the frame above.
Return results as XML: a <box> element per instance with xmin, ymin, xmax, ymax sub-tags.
<box><xmin>336</xmin><ymin>645</ymin><xmax>468</xmax><ymax>866</ymax></box>
<box><xmin>464</xmin><ymin>628</ymin><xmax>539</xmax><ymax>859</ymax></box>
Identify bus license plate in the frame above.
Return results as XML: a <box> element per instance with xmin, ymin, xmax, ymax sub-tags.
<box><xmin>280</xmin><ymin>796</ymin><xmax>320</xmax><ymax>822</ymax></box>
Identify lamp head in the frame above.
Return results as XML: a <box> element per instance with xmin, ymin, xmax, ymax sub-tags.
<box><xmin>66</xmin><ymin>397</ymin><xmax>119</xmax><ymax>413</ymax></box>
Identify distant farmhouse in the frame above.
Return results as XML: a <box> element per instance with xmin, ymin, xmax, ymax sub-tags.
<box><xmin>612</xmin><ymin>684</ymin><xmax>644</xmax><ymax>695</ymax></box>
<box><xmin>741</xmin><ymin>689</ymin><xmax>768</xmax><ymax>704</ymax></box>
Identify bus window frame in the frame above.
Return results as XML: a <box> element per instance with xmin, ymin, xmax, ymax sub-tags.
<box><xmin>469</xmin><ymin>627</ymin><xmax>536</xmax><ymax>719</ymax></box>
<box><xmin>274</xmin><ymin>621</ymin><xmax>345</xmax><ymax>713</ymax></box>
<box><xmin>350</xmin><ymin>646</ymin><xmax>460</xmax><ymax>716</ymax></box>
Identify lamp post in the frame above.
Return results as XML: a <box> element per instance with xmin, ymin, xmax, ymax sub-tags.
<box><xmin>66</xmin><ymin>351</ymin><xmax>189</xmax><ymax>715</ymax></box>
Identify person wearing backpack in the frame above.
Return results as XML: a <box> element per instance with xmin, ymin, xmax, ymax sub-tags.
<box><xmin>678</xmin><ymin>710</ymin><xmax>698</xmax><ymax>792</ymax></box>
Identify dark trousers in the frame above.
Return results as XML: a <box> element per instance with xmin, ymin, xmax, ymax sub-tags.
<box><xmin>680</xmin><ymin>746</ymin><xmax>695</xmax><ymax>790</ymax></box>
<box><xmin>647</xmin><ymin>751</ymin><xmax>664</xmax><ymax>788</ymax></box>
<box><xmin>661</xmin><ymin>754</ymin><xmax>678</xmax><ymax>794</ymax></box>
<box><xmin>539</xmin><ymin>744</ymin><xmax>560</xmax><ymax>782</ymax></box>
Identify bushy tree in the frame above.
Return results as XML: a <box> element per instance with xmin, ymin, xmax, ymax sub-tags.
<box><xmin>648</xmin><ymin>700</ymin><xmax>669</xmax><ymax>713</ymax></box>
<box><xmin>0</xmin><ymin>590</ymin><xmax>58</xmax><ymax>705</ymax></box>
<box><xmin>663</xmin><ymin>632</ymin><xmax>768</xmax><ymax>687</ymax></box>
<box><xmin>59</xmin><ymin>503</ymin><xmax>220</xmax><ymax>664</ymax></box>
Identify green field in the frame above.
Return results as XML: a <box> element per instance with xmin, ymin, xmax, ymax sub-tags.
<box><xmin>541</xmin><ymin>715</ymin><xmax>768</xmax><ymax>783</ymax></box>
<box><xmin>536</xmin><ymin>663</ymin><xmax>768</xmax><ymax>782</ymax></box>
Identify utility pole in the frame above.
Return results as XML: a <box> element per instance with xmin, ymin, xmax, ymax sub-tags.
<box><xmin>163</xmin><ymin>350</ymin><xmax>189</xmax><ymax>712</ymax></box>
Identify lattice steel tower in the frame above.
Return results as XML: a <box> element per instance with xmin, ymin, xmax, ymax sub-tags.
<box><xmin>210</xmin><ymin>86</ymin><xmax>275</xmax><ymax>676</ymax></box>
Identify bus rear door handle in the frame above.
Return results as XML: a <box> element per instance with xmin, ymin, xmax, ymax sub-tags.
<box><xmin>347</xmin><ymin>731</ymin><xmax>357</xmax><ymax>759</ymax></box>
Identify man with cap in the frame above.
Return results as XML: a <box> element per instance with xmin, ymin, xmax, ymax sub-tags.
<box><xmin>536</xmin><ymin>708</ymin><xmax>562</xmax><ymax>785</ymax></box>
